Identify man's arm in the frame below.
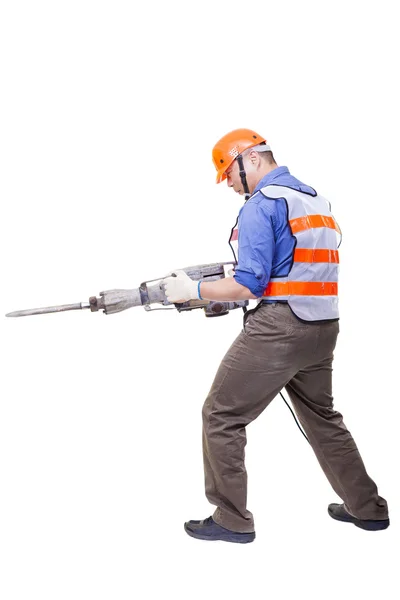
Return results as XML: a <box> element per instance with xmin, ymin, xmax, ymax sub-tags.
<box><xmin>199</xmin><ymin>277</ymin><xmax>257</xmax><ymax>301</ymax></box>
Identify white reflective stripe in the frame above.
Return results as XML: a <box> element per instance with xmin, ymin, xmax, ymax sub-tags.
<box><xmin>289</xmin><ymin>263</ymin><xmax>339</xmax><ymax>282</ymax></box>
<box><xmin>295</xmin><ymin>228</ymin><xmax>340</xmax><ymax>250</ymax></box>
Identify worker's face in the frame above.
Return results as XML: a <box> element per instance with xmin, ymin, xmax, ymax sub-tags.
<box><xmin>225</xmin><ymin>151</ymin><xmax>262</xmax><ymax>196</ymax></box>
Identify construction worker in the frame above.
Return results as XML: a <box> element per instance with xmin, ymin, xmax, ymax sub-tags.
<box><xmin>163</xmin><ymin>129</ymin><xmax>389</xmax><ymax>543</ymax></box>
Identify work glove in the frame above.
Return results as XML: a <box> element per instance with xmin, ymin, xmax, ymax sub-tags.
<box><xmin>163</xmin><ymin>270</ymin><xmax>200</xmax><ymax>303</ymax></box>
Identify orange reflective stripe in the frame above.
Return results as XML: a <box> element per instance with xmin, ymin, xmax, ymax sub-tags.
<box><xmin>289</xmin><ymin>215</ymin><xmax>341</xmax><ymax>234</ymax></box>
<box><xmin>263</xmin><ymin>281</ymin><xmax>338</xmax><ymax>297</ymax></box>
<box><xmin>293</xmin><ymin>248</ymin><xmax>339</xmax><ymax>263</ymax></box>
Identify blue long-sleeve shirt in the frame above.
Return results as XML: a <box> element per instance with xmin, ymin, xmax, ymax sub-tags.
<box><xmin>233</xmin><ymin>166</ymin><xmax>317</xmax><ymax>296</ymax></box>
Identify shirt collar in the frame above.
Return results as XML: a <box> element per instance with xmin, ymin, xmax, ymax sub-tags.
<box><xmin>253</xmin><ymin>166</ymin><xmax>290</xmax><ymax>194</ymax></box>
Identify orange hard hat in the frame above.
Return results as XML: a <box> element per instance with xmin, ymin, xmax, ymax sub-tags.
<box><xmin>212</xmin><ymin>128</ymin><xmax>267</xmax><ymax>184</ymax></box>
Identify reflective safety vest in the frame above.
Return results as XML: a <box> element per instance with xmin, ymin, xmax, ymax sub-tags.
<box><xmin>229</xmin><ymin>185</ymin><xmax>341</xmax><ymax>321</ymax></box>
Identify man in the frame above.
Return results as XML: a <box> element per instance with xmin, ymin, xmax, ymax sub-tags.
<box><xmin>164</xmin><ymin>128</ymin><xmax>389</xmax><ymax>543</ymax></box>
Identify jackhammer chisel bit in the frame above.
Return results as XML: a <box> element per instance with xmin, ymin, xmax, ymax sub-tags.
<box><xmin>6</xmin><ymin>302</ymin><xmax>91</xmax><ymax>317</ymax></box>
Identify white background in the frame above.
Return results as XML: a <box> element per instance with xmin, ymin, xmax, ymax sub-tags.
<box><xmin>1</xmin><ymin>1</ymin><xmax>399</xmax><ymax>599</ymax></box>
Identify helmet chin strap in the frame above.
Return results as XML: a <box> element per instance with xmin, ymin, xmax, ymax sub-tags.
<box><xmin>236</xmin><ymin>155</ymin><xmax>250</xmax><ymax>201</ymax></box>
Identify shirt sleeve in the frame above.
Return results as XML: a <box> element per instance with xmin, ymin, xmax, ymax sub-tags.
<box><xmin>233</xmin><ymin>199</ymin><xmax>275</xmax><ymax>297</ymax></box>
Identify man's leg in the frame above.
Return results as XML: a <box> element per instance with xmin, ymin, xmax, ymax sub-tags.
<box><xmin>285</xmin><ymin>322</ymin><xmax>389</xmax><ymax>522</ymax></box>
<box><xmin>201</xmin><ymin>304</ymin><xmax>307</xmax><ymax>533</ymax></box>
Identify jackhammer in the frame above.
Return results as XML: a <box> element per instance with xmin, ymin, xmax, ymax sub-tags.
<box><xmin>6</xmin><ymin>262</ymin><xmax>248</xmax><ymax>318</ymax></box>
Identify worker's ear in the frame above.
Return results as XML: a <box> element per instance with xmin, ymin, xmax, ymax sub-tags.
<box><xmin>248</xmin><ymin>150</ymin><xmax>260</xmax><ymax>166</ymax></box>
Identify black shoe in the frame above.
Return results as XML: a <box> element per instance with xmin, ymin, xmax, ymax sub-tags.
<box><xmin>328</xmin><ymin>503</ymin><xmax>390</xmax><ymax>531</ymax></box>
<box><xmin>184</xmin><ymin>516</ymin><xmax>255</xmax><ymax>543</ymax></box>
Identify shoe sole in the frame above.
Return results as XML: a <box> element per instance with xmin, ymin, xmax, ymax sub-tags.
<box><xmin>328</xmin><ymin>506</ymin><xmax>390</xmax><ymax>531</ymax></box>
<box><xmin>184</xmin><ymin>524</ymin><xmax>255</xmax><ymax>543</ymax></box>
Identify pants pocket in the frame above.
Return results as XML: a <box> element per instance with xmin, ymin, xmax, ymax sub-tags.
<box><xmin>242</xmin><ymin>303</ymin><xmax>274</xmax><ymax>336</ymax></box>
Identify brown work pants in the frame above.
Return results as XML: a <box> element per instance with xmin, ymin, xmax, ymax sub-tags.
<box><xmin>202</xmin><ymin>302</ymin><xmax>389</xmax><ymax>533</ymax></box>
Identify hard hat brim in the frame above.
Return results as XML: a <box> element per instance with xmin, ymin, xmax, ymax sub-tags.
<box><xmin>216</xmin><ymin>170</ymin><xmax>228</xmax><ymax>184</ymax></box>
